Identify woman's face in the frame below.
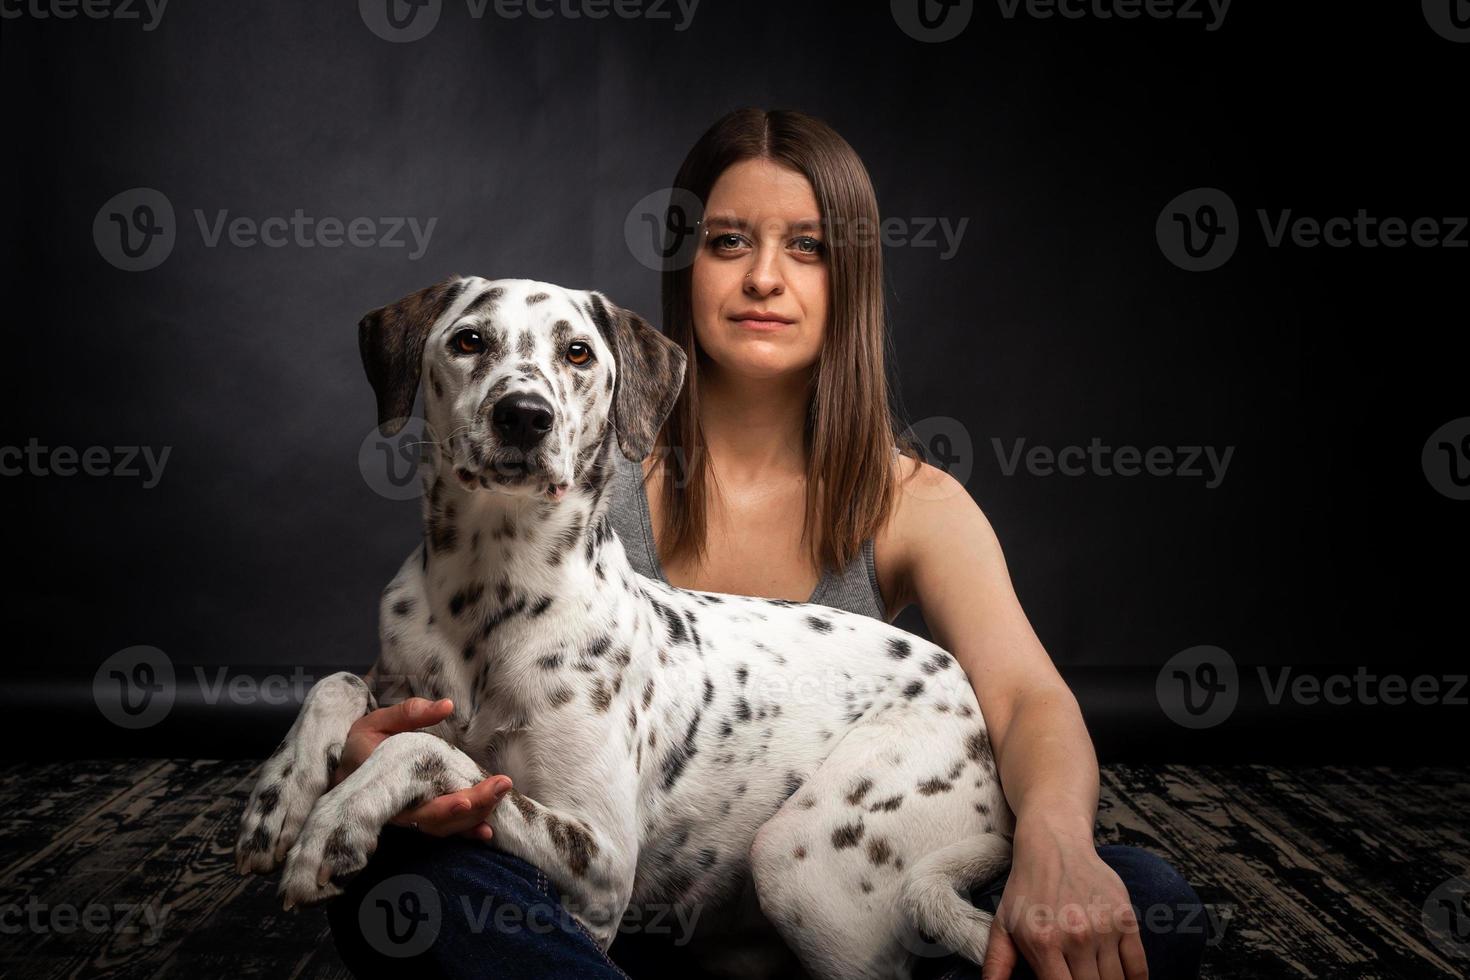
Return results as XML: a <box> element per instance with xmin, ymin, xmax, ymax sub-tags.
<box><xmin>690</xmin><ymin>157</ymin><xmax>829</xmax><ymax>382</ymax></box>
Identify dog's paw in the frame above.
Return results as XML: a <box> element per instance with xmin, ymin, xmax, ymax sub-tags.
<box><xmin>277</xmin><ymin>798</ymin><xmax>379</xmax><ymax>910</ymax></box>
<box><xmin>235</xmin><ymin>741</ymin><xmax>336</xmax><ymax>876</ymax></box>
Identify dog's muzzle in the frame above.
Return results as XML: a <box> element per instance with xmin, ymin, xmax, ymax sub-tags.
<box><xmin>454</xmin><ymin>392</ymin><xmax>570</xmax><ymax>501</ymax></box>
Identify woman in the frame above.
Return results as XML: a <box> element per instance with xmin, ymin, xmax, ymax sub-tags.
<box><xmin>326</xmin><ymin>109</ymin><xmax>1207</xmax><ymax>980</ymax></box>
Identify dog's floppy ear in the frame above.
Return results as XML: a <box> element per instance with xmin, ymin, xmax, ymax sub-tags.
<box><xmin>587</xmin><ymin>291</ymin><xmax>687</xmax><ymax>462</ymax></box>
<box><xmin>358</xmin><ymin>276</ymin><xmax>468</xmax><ymax>436</ymax></box>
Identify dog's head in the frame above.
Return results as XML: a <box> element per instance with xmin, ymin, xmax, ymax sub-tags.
<box><xmin>359</xmin><ymin>276</ymin><xmax>686</xmax><ymax>501</ymax></box>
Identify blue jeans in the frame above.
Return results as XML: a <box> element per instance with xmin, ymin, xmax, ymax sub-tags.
<box><xmin>326</xmin><ymin>826</ymin><xmax>1208</xmax><ymax>979</ymax></box>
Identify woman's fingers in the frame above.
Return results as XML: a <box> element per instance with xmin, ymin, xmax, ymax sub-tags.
<box><xmin>390</xmin><ymin>775</ymin><xmax>513</xmax><ymax>838</ymax></box>
<box><xmin>364</xmin><ymin>697</ymin><xmax>455</xmax><ymax>737</ymax></box>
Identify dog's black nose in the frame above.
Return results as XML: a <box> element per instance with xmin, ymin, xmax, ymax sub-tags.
<box><xmin>490</xmin><ymin>393</ymin><xmax>554</xmax><ymax>451</ymax></box>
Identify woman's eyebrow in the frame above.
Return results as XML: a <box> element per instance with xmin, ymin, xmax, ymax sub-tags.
<box><xmin>704</xmin><ymin>213</ymin><xmax>825</xmax><ymax>234</ymax></box>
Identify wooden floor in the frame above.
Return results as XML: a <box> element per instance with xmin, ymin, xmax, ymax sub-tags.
<box><xmin>0</xmin><ymin>760</ymin><xmax>1465</xmax><ymax>979</ymax></box>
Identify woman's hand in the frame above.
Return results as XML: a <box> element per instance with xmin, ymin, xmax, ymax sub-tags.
<box><xmin>331</xmin><ymin>697</ymin><xmax>512</xmax><ymax>842</ymax></box>
<box><xmin>982</xmin><ymin>818</ymin><xmax>1149</xmax><ymax>980</ymax></box>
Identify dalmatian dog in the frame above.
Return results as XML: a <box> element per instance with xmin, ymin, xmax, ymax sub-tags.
<box><xmin>234</xmin><ymin>276</ymin><xmax>1016</xmax><ymax>979</ymax></box>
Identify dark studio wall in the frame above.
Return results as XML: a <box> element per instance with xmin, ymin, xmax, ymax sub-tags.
<box><xmin>1</xmin><ymin>1</ymin><xmax>1464</xmax><ymax>761</ymax></box>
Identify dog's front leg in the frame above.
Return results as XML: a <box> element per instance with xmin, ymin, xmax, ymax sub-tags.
<box><xmin>235</xmin><ymin>670</ymin><xmax>377</xmax><ymax>874</ymax></box>
<box><xmin>278</xmin><ymin>731</ymin><xmax>638</xmax><ymax>951</ymax></box>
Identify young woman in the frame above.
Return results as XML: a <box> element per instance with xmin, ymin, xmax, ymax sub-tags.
<box><xmin>326</xmin><ymin>109</ymin><xmax>1207</xmax><ymax>980</ymax></box>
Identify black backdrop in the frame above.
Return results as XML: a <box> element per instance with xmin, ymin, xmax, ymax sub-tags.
<box><xmin>1</xmin><ymin>1</ymin><xmax>1464</xmax><ymax>762</ymax></box>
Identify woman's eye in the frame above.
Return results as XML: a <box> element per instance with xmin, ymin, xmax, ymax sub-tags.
<box><xmin>711</xmin><ymin>233</ymin><xmax>748</xmax><ymax>251</ymax></box>
<box><xmin>452</xmin><ymin>329</ymin><xmax>484</xmax><ymax>355</ymax></box>
<box><xmin>793</xmin><ymin>236</ymin><xmax>825</xmax><ymax>255</ymax></box>
<box><xmin>567</xmin><ymin>341</ymin><xmax>593</xmax><ymax>366</ymax></box>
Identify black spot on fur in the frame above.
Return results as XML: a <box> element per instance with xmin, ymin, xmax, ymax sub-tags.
<box><xmin>659</xmin><ymin>709</ymin><xmax>703</xmax><ymax>790</ymax></box>
<box><xmin>530</xmin><ymin>595</ymin><xmax>554</xmax><ymax>617</ymax></box>
<box><xmin>922</xmin><ymin>651</ymin><xmax>953</xmax><ymax>674</ymax></box>
<box><xmin>902</xmin><ymin>680</ymin><xmax>925</xmax><ymax>699</ymax></box>
<box><xmin>966</xmin><ymin>729</ymin><xmax>994</xmax><ymax>767</ymax></box>
<box><xmin>917</xmin><ymin>777</ymin><xmax>952</xmax><ymax>795</ymax></box>
<box><xmin>392</xmin><ymin>598</ymin><xmax>413</xmax><ymax>617</ymax></box>
<box><xmin>887</xmin><ymin>637</ymin><xmax>912</xmax><ymax>660</ymax></box>
<box><xmin>734</xmin><ymin>697</ymin><xmax>751</xmax><ymax>722</ymax></box>
<box><xmin>702</xmin><ymin>677</ymin><xmax>714</xmax><ymax>706</ymax></box>
<box><xmin>844</xmin><ymin>777</ymin><xmax>873</xmax><ymax>806</ymax></box>
<box><xmin>450</xmin><ymin>583</ymin><xmax>484</xmax><ymax>617</ymax></box>
<box><xmin>256</xmin><ymin>784</ymin><xmax>280</xmax><ymax>816</ymax></box>
<box><xmin>805</xmin><ymin>615</ymin><xmax>833</xmax><ymax>634</ymax></box>
<box><xmin>831</xmin><ymin>820</ymin><xmax>865</xmax><ymax>849</ymax></box>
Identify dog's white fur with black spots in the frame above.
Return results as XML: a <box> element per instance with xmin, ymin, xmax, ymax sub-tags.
<box><xmin>234</xmin><ymin>277</ymin><xmax>1016</xmax><ymax>979</ymax></box>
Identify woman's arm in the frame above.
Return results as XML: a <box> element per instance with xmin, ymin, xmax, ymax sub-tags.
<box><xmin>882</xmin><ymin>460</ymin><xmax>1148</xmax><ymax>980</ymax></box>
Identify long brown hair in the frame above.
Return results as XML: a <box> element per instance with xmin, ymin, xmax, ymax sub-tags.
<box><xmin>651</xmin><ymin>107</ymin><xmax>922</xmax><ymax>578</ymax></box>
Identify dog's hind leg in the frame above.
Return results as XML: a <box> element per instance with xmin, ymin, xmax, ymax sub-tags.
<box><xmin>235</xmin><ymin>670</ymin><xmax>377</xmax><ymax>875</ymax></box>
<box><xmin>749</xmin><ymin>703</ymin><xmax>1009</xmax><ymax>980</ymax></box>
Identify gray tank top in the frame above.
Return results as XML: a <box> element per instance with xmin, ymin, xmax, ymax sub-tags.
<box><xmin>606</xmin><ymin>456</ymin><xmax>888</xmax><ymax>622</ymax></box>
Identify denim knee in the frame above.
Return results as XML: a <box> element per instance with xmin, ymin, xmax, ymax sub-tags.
<box><xmin>1097</xmin><ymin>844</ymin><xmax>1208</xmax><ymax>978</ymax></box>
<box><xmin>325</xmin><ymin>826</ymin><xmax>630</xmax><ymax>980</ymax></box>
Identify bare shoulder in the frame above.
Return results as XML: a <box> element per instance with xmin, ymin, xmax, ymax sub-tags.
<box><xmin>873</xmin><ymin>453</ymin><xmax>997</xmax><ymax>618</ymax></box>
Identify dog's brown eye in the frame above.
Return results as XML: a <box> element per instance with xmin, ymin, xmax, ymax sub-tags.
<box><xmin>567</xmin><ymin>341</ymin><xmax>593</xmax><ymax>366</ymax></box>
<box><xmin>452</xmin><ymin>329</ymin><xmax>484</xmax><ymax>355</ymax></box>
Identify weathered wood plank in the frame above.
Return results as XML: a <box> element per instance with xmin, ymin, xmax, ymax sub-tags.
<box><xmin>0</xmin><ymin>760</ymin><xmax>1464</xmax><ymax>979</ymax></box>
